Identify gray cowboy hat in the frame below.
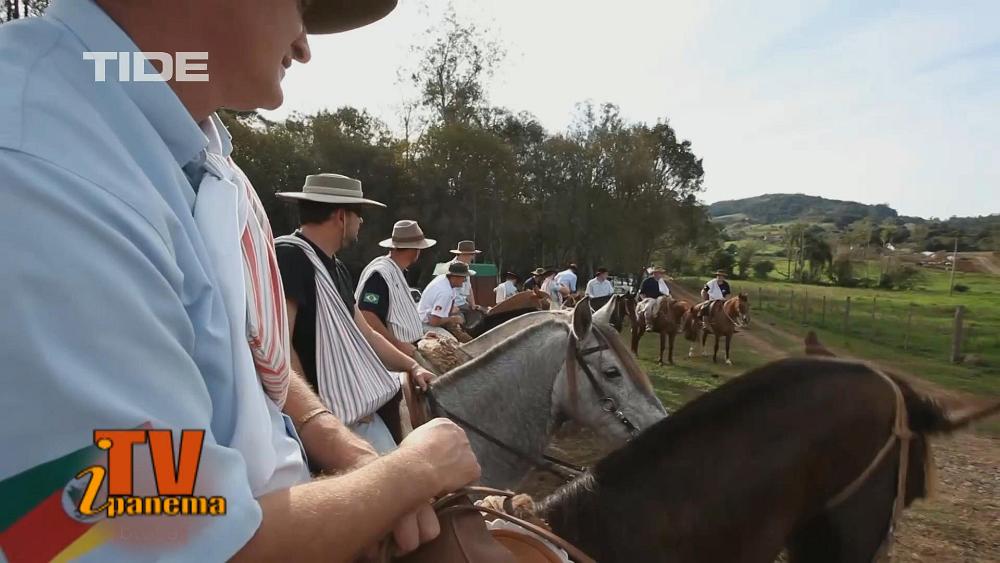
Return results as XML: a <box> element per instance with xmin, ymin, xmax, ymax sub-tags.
<box><xmin>303</xmin><ymin>0</ymin><xmax>398</xmax><ymax>35</ymax></box>
<box><xmin>446</xmin><ymin>262</ymin><xmax>475</xmax><ymax>278</ymax></box>
<box><xmin>276</xmin><ymin>173</ymin><xmax>386</xmax><ymax>207</ymax></box>
<box><xmin>379</xmin><ymin>220</ymin><xmax>436</xmax><ymax>250</ymax></box>
<box><xmin>449</xmin><ymin>240</ymin><xmax>482</xmax><ymax>255</ymax></box>
<box><xmin>530</xmin><ymin>267</ymin><xmax>547</xmax><ymax>276</ymax></box>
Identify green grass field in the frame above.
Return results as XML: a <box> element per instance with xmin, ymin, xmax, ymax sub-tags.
<box><xmin>677</xmin><ymin>269</ymin><xmax>1000</xmax><ymax>377</ymax></box>
<box><xmin>627</xmin><ymin>277</ymin><xmax>1000</xmax><ymax>435</ymax></box>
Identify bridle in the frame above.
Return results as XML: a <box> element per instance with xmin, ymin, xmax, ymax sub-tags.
<box><xmin>418</xmin><ymin>327</ymin><xmax>642</xmax><ymax>482</ymax></box>
<box><xmin>571</xmin><ymin>334</ymin><xmax>642</xmax><ymax>439</ymax></box>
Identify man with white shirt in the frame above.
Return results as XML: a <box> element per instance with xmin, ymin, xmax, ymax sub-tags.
<box><xmin>419</xmin><ymin>262</ymin><xmax>472</xmax><ymax>329</ymax></box>
<box><xmin>494</xmin><ymin>271</ymin><xmax>520</xmax><ymax>304</ymax></box>
<box><xmin>698</xmin><ymin>269</ymin><xmax>733</xmax><ymax>322</ymax></box>
<box><xmin>586</xmin><ymin>268</ymin><xmax>615</xmax><ymax>310</ymax></box>
<box><xmin>555</xmin><ymin>263</ymin><xmax>580</xmax><ymax>300</ymax></box>
<box><xmin>0</xmin><ymin>1</ymin><xmax>478</xmax><ymax>560</ymax></box>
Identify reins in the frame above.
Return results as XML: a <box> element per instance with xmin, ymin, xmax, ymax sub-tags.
<box><xmin>425</xmin><ymin>390</ymin><xmax>586</xmax><ymax>481</ymax></box>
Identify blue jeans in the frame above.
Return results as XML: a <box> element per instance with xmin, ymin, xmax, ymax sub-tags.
<box><xmin>349</xmin><ymin>413</ymin><xmax>397</xmax><ymax>455</ymax></box>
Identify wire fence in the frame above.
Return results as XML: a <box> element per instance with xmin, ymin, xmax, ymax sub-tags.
<box><xmin>747</xmin><ymin>286</ymin><xmax>999</xmax><ymax>367</ymax></box>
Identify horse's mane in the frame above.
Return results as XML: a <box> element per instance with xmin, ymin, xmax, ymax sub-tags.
<box><xmin>435</xmin><ymin>316</ymin><xmax>571</xmax><ymax>389</ymax></box>
<box><xmin>588</xmin><ymin>356</ymin><xmax>879</xmax><ymax>481</ymax></box>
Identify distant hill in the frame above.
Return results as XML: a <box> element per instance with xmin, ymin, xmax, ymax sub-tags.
<box><xmin>709</xmin><ymin>194</ymin><xmax>898</xmax><ymax>227</ymax></box>
<box><xmin>710</xmin><ymin>193</ymin><xmax>999</xmax><ymax>252</ymax></box>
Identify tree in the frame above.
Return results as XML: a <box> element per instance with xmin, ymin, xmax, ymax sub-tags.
<box><xmin>2</xmin><ymin>0</ymin><xmax>47</xmax><ymax>23</ymax></box>
<box><xmin>736</xmin><ymin>242</ymin><xmax>761</xmax><ymax>279</ymax></box>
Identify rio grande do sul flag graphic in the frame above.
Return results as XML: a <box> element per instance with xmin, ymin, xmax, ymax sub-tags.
<box><xmin>0</xmin><ymin>440</ymin><xmax>109</xmax><ymax>563</ymax></box>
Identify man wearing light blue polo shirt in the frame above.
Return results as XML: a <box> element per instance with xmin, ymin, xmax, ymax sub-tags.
<box><xmin>0</xmin><ymin>1</ymin><xmax>479</xmax><ymax>560</ymax></box>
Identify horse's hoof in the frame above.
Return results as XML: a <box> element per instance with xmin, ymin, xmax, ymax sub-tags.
<box><xmin>725</xmin><ymin>359</ymin><xmax>733</xmax><ymax>366</ymax></box>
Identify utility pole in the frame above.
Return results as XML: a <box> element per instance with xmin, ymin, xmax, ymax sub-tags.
<box><xmin>948</xmin><ymin>235</ymin><xmax>959</xmax><ymax>296</ymax></box>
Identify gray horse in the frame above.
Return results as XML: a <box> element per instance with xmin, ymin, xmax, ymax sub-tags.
<box><xmin>423</xmin><ymin>297</ymin><xmax>667</xmax><ymax>489</ymax></box>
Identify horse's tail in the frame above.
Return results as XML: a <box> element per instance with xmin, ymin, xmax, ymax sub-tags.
<box><xmin>681</xmin><ymin>308</ymin><xmax>699</xmax><ymax>341</ymax></box>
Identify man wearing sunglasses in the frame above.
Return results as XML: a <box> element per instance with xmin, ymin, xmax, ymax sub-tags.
<box><xmin>0</xmin><ymin>1</ymin><xmax>478</xmax><ymax>561</ymax></box>
<box><xmin>275</xmin><ymin>174</ymin><xmax>436</xmax><ymax>455</ymax></box>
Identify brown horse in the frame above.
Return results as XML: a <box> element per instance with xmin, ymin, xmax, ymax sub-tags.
<box><xmin>537</xmin><ymin>341</ymin><xmax>1000</xmax><ymax>562</ymax></box>
<box><xmin>624</xmin><ymin>293</ymin><xmax>692</xmax><ymax>365</ymax></box>
<box><xmin>682</xmin><ymin>293</ymin><xmax>750</xmax><ymax>365</ymax></box>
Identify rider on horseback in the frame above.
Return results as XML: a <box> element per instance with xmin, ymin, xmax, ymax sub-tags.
<box><xmin>698</xmin><ymin>270</ymin><xmax>732</xmax><ymax>325</ymax></box>
<box><xmin>638</xmin><ymin>266</ymin><xmax>671</xmax><ymax>331</ymax></box>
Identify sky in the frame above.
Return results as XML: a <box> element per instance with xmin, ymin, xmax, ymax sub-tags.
<box><xmin>264</xmin><ymin>0</ymin><xmax>1000</xmax><ymax>219</ymax></box>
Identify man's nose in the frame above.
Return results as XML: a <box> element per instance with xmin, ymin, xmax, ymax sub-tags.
<box><xmin>292</xmin><ymin>31</ymin><xmax>312</xmax><ymax>64</ymax></box>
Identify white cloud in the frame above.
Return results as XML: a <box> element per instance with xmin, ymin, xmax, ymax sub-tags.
<box><xmin>264</xmin><ymin>0</ymin><xmax>1000</xmax><ymax>218</ymax></box>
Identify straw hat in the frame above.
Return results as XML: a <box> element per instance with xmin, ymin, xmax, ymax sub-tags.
<box><xmin>449</xmin><ymin>240</ymin><xmax>482</xmax><ymax>255</ymax></box>
<box><xmin>303</xmin><ymin>0</ymin><xmax>398</xmax><ymax>34</ymax></box>
<box><xmin>530</xmin><ymin>267</ymin><xmax>546</xmax><ymax>276</ymax></box>
<box><xmin>378</xmin><ymin>220</ymin><xmax>436</xmax><ymax>250</ymax></box>
<box><xmin>276</xmin><ymin>174</ymin><xmax>386</xmax><ymax>207</ymax></box>
<box><xmin>650</xmin><ymin>266</ymin><xmax>666</xmax><ymax>274</ymax></box>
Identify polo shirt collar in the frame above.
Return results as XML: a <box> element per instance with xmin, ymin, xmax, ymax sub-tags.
<box><xmin>47</xmin><ymin>0</ymin><xmax>208</xmax><ymax>168</ymax></box>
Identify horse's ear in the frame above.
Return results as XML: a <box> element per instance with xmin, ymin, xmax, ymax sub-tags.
<box><xmin>592</xmin><ymin>295</ymin><xmax>615</xmax><ymax>326</ymax></box>
<box><xmin>572</xmin><ymin>297</ymin><xmax>593</xmax><ymax>340</ymax></box>
<box><xmin>805</xmin><ymin>331</ymin><xmax>836</xmax><ymax>357</ymax></box>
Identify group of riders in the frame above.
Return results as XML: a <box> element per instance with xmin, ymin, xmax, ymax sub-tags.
<box><xmin>478</xmin><ymin>261</ymin><xmax>734</xmax><ymax>335</ymax></box>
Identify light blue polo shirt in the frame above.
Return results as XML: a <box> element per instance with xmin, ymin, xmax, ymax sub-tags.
<box><xmin>0</xmin><ymin>1</ymin><xmax>304</xmax><ymax>559</ymax></box>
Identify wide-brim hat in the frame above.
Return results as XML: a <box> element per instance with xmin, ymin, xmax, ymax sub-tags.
<box><xmin>277</xmin><ymin>173</ymin><xmax>386</xmax><ymax>207</ymax></box>
<box><xmin>650</xmin><ymin>267</ymin><xmax>666</xmax><ymax>274</ymax></box>
<box><xmin>446</xmin><ymin>262</ymin><xmax>475</xmax><ymax>278</ymax></box>
<box><xmin>303</xmin><ymin>0</ymin><xmax>398</xmax><ymax>35</ymax></box>
<box><xmin>714</xmin><ymin>270</ymin><xmax>728</xmax><ymax>276</ymax></box>
<box><xmin>504</xmin><ymin>271</ymin><xmax>520</xmax><ymax>280</ymax></box>
<box><xmin>379</xmin><ymin>220</ymin><xmax>436</xmax><ymax>249</ymax></box>
<box><xmin>449</xmin><ymin>240</ymin><xmax>482</xmax><ymax>255</ymax></box>
<box><xmin>530</xmin><ymin>268</ymin><xmax>546</xmax><ymax>276</ymax></box>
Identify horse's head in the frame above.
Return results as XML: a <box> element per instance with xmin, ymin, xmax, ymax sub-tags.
<box><xmin>554</xmin><ymin>298</ymin><xmax>668</xmax><ymax>444</ymax></box>
<box><xmin>737</xmin><ymin>292</ymin><xmax>751</xmax><ymax>326</ymax></box>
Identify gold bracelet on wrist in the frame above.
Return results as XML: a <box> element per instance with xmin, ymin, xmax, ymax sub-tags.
<box><xmin>298</xmin><ymin>407</ymin><xmax>332</xmax><ymax>430</ymax></box>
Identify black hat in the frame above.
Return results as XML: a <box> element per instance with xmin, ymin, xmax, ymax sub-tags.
<box><xmin>447</xmin><ymin>262</ymin><xmax>475</xmax><ymax>278</ymax></box>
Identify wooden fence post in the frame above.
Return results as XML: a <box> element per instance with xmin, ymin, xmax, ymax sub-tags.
<box><xmin>789</xmin><ymin>290</ymin><xmax>794</xmax><ymax>319</ymax></box>
<box><xmin>844</xmin><ymin>296</ymin><xmax>851</xmax><ymax>338</ymax></box>
<box><xmin>951</xmin><ymin>306</ymin><xmax>965</xmax><ymax>363</ymax></box>
<box><xmin>821</xmin><ymin>295</ymin><xmax>827</xmax><ymax>326</ymax></box>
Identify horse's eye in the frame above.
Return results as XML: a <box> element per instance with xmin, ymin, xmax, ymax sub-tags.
<box><xmin>603</xmin><ymin>367</ymin><xmax>622</xmax><ymax>379</ymax></box>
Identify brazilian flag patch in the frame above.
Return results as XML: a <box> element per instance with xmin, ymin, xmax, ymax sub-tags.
<box><xmin>362</xmin><ymin>292</ymin><xmax>380</xmax><ymax>305</ymax></box>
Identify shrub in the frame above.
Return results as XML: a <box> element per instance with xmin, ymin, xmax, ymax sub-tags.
<box><xmin>753</xmin><ymin>260</ymin><xmax>776</xmax><ymax>279</ymax></box>
<box><xmin>878</xmin><ymin>265</ymin><xmax>925</xmax><ymax>290</ymax></box>
<box><xmin>953</xmin><ymin>283</ymin><xmax>971</xmax><ymax>293</ymax></box>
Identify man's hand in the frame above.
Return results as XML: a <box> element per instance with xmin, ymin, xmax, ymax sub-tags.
<box><xmin>408</xmin><ymin>365</ymin><xmax>435</xmax><ymax>391</ymax></box>
<box><xmin>446</xmin><ymin>315</ymin><xmax>464</xmax><ymax>327</ymax></box>
<box><xmin>400</xmin><ymin>418</ymin><xmax>480</xmax><ymax>494</ymax></box>
<box><xmin>390</xmin><ymin>502</ymin><xmax>440</xmax><ymax>555</ymax></box>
